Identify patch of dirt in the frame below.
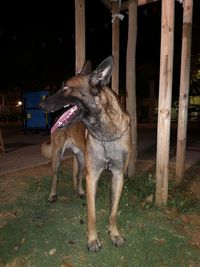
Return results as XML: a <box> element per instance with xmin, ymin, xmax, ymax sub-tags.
<box><xmin>0</xmin><ymin>158</ymin><xmax>73</xmax><ymax>204</ymax></box>
<box><xmin>183</xmin><ymin>164</ymin><xmax>200</xmax><ymax>199</ymax></box>
<box><xmin>178</xmin><ymin>213</ymin><xmax>200</xmax><ymax>250</ymax></box>
<box><xmin>0</xmin><ymin>158</ymin><xmax>74</xmax><ymax>230</ymax></box>
<box><xmin>0</xmin><ymin>173</ymin><xmax>29</xmax><ymax>204</ymax></box>
<box><xmin>0</xmin><ymin>210</ymin><xmax>18</xmax><ymax>229</ymax></box>
<box><xmin>188</xmin><ymin>179</ymin><xmax>200</xmax><ymax>200</ymax></box>
<box><xmin>0</xmin><ymin>257</ymin><xmax>28</xmax><ymax>267</ymax></box>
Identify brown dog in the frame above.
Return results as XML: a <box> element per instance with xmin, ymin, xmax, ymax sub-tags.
<box><xmin>41</xmin><ymin>122</ymin><xmax>86</xmax><ymax>202</ymax></box>
<box><xmin>40</xmin><ymin>56</ymin><xmax>132</xmax><ymax>252</ymax></box>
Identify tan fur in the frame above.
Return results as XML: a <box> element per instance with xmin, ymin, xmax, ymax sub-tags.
<box><xmin>41</xmin><ymin>140</ymin><xmax>52</xmax><ymax>159</ymax></box>
<box><xmin>41</xmin><ymin>122</ymin><xmax>86</xmax><ymax>202</ymax></box>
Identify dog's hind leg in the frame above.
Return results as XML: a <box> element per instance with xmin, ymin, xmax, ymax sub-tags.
<box><xmin>72</xmin><ymin>156</ymin><xmax>78</xmax><ymax>191</ymax></box>
<box><xmin>108</xmin><ymin>171</ymin><xmax>125</xmax><ymax>247</ymax></box>
<box><xmin>48</xmin><ymin>149</ymin><xmax>63</xmax><ymax>202</ymax></box>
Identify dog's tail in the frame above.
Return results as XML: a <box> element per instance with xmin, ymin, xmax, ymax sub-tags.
<box><xmin>41</xmin><ymin>140</ymin><xmax>52</xmax><ymax>159</ymax></box>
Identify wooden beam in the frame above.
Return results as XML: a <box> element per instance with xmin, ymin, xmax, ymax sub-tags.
<box><xmin>120</xmin><ymin>1</ymin><xmax>129</xmax><ymax>11</ymax></box>
<box><xmin>75</xmin><ymin>0</ymin><xmax>85</xmax><ymax>74</ymax></box>
<box><xmin>100</xmin><ymin>0</ymin><xmax>159</xmax><ymax>12</ymax></box>
<box><xmin>112</xmin><ymin>1</ymin><xmax>120</xmax><ymax>93</ymax></box>
<box><xmin>126</xmin><ymin>0</ymin><xmax>138</xmax><ymax>176</ymax></box>
<box><xmin>120</xmin><ymin>0</ymin><xmax>159</xmax><ymax>11</ymax></box>
<box><xmin>155</xmin><ymin>0</ymin><xmax>175</xmax><ymax>206</ymax></box>
<box><xmin>138</xmin><ymin>0</ymin><xmax>159</xmax><ymax>6</ymax></box>
<box><xmin>176</xmin><ymin>0</ymin><xmax>193</xmax><ymax>184</ymax></box>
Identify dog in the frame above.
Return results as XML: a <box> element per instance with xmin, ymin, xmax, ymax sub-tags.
<box><xmin>40</xmin><ymin>56</ymin><xmax>132</xmax><ymax>252</ymax></box>
<box><xmin>41</xmin><ymin>122</ymin><xmax>86</xmax><ymax>202</ymax></box>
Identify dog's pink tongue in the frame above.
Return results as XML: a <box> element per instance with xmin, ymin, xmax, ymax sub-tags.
<box><xmin>51</xmin><ymin>105</ymin><xmax>78</xmax><ymax>134</ymax></box>
<box><xmin>51</xmin><ymin>121</ymin><xmax>62</xmax><ymax>134</ymax></box>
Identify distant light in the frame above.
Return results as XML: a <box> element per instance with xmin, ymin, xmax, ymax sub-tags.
<box><xmin>17</xmin><ymin>101</ymin><xmax>22</xmax><ymax>107</ymax></box>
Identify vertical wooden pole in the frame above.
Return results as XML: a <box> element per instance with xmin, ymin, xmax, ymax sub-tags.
<box><xmin>176</xmin><ymin>0</ymin><xmax>193</xmax><ymax>184</ymax></box>
<box><xmin>74</xmin><ymin>0</ymin><xmax>85</xmax><ymax>181</ymax></box>
<box><xmin>156</xmin><ymin>0</ymin><xmax>175</xmax><ymax>206</ymax></box>
<box><xmin>112</xmin><ymin>1</ymin><xmax>120</xmax><ymax>94</ymax></box>
<box><xmin>0</xmin><ymin>128</ymin><xmax>5</xmax><ymax>153</ymax></box>
<box><xmin>126</xmin><ymin>0</ymin><xmax>138</xmax><ymax>177</ymax></box>
<box><xmin>75</xmin><ymin>0</ymin><xmax>85</xmax><ymax>74</ymax></box>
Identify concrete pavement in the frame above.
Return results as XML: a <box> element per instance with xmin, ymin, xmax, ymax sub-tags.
<box><xmin>0</xmin><ymin>122</ymin><xmax>199</xmax><ymax>176</ymax></box>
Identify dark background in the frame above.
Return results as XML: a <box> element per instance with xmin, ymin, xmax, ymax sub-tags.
<box><xmin>0</xmin><ymin>0</ymin><xmax>200</xmax><ymax>98</ymax></box>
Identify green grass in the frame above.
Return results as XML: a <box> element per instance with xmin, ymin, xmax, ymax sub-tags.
<box><xmin>0</xmin><ymin>168</ymin><xmax>200</xmax><ymax>267</ymax></box>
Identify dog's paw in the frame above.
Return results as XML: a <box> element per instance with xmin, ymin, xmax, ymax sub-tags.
<box><xmin>87</xmin><ymin>238</ymin><xmax>102</xmax><ymax>252</ymax></box>
<box><xmin>78</xmin><ymin>188</ymin><xmax>85</xmax><ymax>198</ymax></box>
<box><xmin>48</xmin><ymin>194</ymin><xmax>57</xmax><ymax>203</ymax></box>
<box><xmin>110</xmin><ymin>234</ymin><xmax>125</xmax><ymax>247</ymax></box>
<box><xmin>79</xmin><ymin>192</ymin><xmax>85</xmax><ymax>199</ymax></box>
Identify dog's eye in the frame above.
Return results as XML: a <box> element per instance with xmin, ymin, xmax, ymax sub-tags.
<box><xmin>63</xmin><ymin>85</ymin><xmax>69</xmax><ymax>91</ymax></box>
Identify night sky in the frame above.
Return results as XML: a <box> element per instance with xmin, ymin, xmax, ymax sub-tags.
<box><xmin>0</xmin><ymin>0</ymin><xmax>200</xmax><ymax>95</ymax></box>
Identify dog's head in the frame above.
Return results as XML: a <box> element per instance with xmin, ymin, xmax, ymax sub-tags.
<box><xmin>40</xmin><ymin>56</ymin><xmax>113</xmax><ymax>134</ymax></box>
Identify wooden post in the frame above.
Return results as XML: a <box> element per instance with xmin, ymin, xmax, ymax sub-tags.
<box><xmin>155</xmin><ymin>0</ymin><xmax>175</xmax><ymax>206</ymax></box>
<box><xmin>75</xmin><ymin>0</ymin><xmax>85</xmax><ymax>74</ymax></box>
<box><xmin>120</xmin><ymin>0</ymin><xmax>159</xmax><ymax>11</ymax></box>
<box><xmin>126</xmin><ymin>0</ymin><xmax>138</xmax><ymax>177</ymax></box>
<box><xmin>0</xmin><ymin>128</ymin><xmax>5</xmax><ymax>153</ymax></box>
<box><xmin>74</xmin><ymin>0</ymin><xmax>85</xmax><ymax>181</ymax></box>
<box><xmin>112</xmin><ymin>1</ymin><xmax>120</xmax><ymax>94</ymax></box>
<box><xmin>176</xmin><ymin>0</ymin><xmax>193</xmax><ymax>184</ymax></box>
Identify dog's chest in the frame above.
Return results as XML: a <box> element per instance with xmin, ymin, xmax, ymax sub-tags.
<box><xmin>87</xmin><ymin>135</ymin><xmax>128</xmax><ymax>171</ymax></box>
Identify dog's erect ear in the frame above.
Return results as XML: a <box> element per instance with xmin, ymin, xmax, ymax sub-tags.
<box><xmin>90</xmin><ymin>56</ymin><xmax>113</xmax><ymax>89</ymax></box>
<box><xmin>79</xmin><ymin>60</ymin><xmax>92</xmax><ymax>75</ymax></box>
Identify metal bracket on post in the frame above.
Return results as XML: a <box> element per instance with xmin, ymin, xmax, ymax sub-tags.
<box><xmin>176</xmin><ymin>0</ymin><xmax>184</xmax><ymax>5</ymax></box>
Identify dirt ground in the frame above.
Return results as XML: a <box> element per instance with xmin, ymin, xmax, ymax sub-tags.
<box><xmin>0</xmin><ymin>163</ymin><xmax>52</xmax><ymax>204</ymax></box>
<box><xmin>0</xmin><ymin>159</ymin><xmax>72</xmax><ymax>205</ymax></box>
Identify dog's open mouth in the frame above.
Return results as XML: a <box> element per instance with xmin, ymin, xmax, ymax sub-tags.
<box><xmin>51</xmin><ymin>104</ymin><xmax>79</xmax><ymax>134</ymax></box>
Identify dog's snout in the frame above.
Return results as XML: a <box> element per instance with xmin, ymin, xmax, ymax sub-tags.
<box><xmin>39</xmin><ymin>99</ymin><xmax>56</xmax><ymax>113</ymax></box>
<box><xmin>38</xmin><ymin>100</ymin><xmax>51</xmax><ymax>112</ymax></box>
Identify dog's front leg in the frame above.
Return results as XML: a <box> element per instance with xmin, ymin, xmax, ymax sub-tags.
<box><xmin>109</xmin><ymin>171</ymin><xmax>125</xmax><ymax>247</ymax></box>
<box><xmin>74</xmin><ymin>152</ymin><xmax>85</xmax><ymax>197</ymax></box>
<box><xmin>86</xmin><ymin>169</ymin><xmax>102</xmax><ymax>252</ymax></box>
